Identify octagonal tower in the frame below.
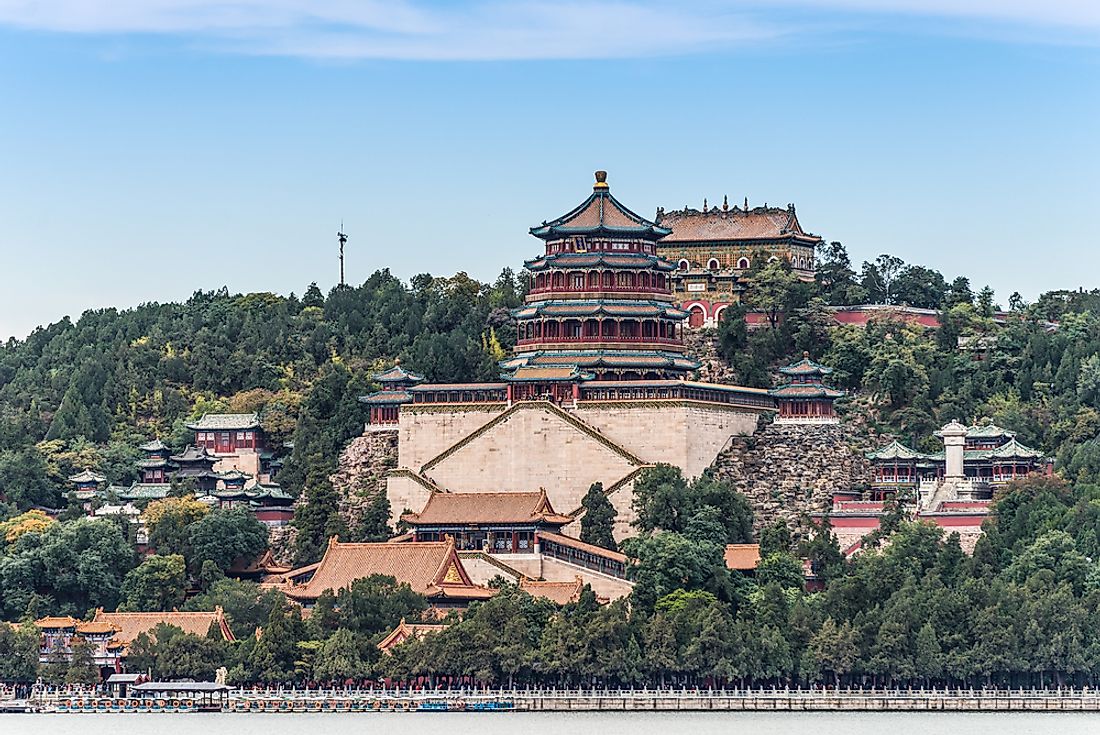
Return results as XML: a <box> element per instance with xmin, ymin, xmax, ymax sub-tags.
<box><xmin>502</xmin><ymin>171</ymin><xmax>699</xmax><ymax>398</ymax></box>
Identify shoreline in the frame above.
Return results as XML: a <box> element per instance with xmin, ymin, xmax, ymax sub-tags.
<box><xmin>13</xmin><ymin>689</ymin><xmax>1100</xmax><ymax>714</ymax></box>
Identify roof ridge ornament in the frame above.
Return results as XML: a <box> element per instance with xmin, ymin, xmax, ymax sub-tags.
<box><xmin>593</xmin><ymin>170</ymin><xmax>608</xmax><ymax>190</ymax></box>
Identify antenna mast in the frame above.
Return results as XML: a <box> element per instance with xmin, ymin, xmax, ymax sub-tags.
<box><xmin>337</xmin><ymin>223</ymin><xmax>348</xmax><ymax>287</ymax></box>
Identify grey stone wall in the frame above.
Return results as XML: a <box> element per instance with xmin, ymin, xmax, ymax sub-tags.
<box><xmin>329</xmin><ymin>430</ymin><xmax>399</xmax><ymax>530</ymax></box>
<box><xmin>709</xmin><ymin>420</ymin><xmax>879</xmax><ymax>539</ymax></box>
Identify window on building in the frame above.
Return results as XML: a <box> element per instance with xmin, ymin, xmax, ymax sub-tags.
<box><xmin>737</xmin><ymin>257</ymin><xmax>750</xmax><ymax>269</ymax></box>
<box><xmin>707</xmin><ymin>258</ymin><xmax>720</xmax><ymax>270</ymax></box>
<box><xmin>678</xmin><ymin>259</ymin><xmax>689</xmax><ymax>271</ymax></box>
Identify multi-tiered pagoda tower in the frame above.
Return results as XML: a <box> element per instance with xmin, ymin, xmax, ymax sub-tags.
<box><xmin>501</xmin><ymin>171</ymin><xmax>699</xmax><ymax>401</ymax></box>
<box><xmin>381</xmin><ymin>172</ymin><xmax>777</xmax><ymax>541</ymax></box>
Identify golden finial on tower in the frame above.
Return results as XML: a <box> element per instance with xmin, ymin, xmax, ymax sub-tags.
<box><xmin>593</xmin><ymin>170</ymin><xmax>609</xmax><ymax>190</ymax></box>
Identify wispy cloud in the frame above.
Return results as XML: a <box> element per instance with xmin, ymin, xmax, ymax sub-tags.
<box><xmin>0</xmin><ymin>1</ymin><xmax>781</xmax><ymax>59</ymax></box>
<box><xmin>782</xmin><ymin>0</ymin><xmax>1100</xmax><ymax>32</ymax></box>
<box><xmin>0</xmin><ymin>1</ymin><xmax>1095</xmax><ymax>60</ymax></box>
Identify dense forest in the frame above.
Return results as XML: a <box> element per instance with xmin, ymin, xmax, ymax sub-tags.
<box><xmin>3</xmin><ymin>472</ymin><xmax>1099</xmax><ymax>688</ymax></box>
<box><xmin>4</xmin><ymin>245</ymin><xmax>1100</xmax><ymax>686</ymax></box>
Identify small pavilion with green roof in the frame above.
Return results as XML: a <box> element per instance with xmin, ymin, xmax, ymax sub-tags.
<box><xmin>770</xmin><ymin>352</ymin><xmax>844</xmax><ymax>424</ymax></box>
<box><xmin>866</xmin><ymin>422</ymin><xmax>1051</xmax><ymax>499</ymax></box>
<box><xmin>360</xmin><ymin>363</ymin><xmax>424</xmax><ymax>429</ymax></box>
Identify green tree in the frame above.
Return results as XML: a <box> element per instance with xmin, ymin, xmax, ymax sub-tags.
<box><xmin>313</xmin><ymin>628</ymin><xmax>371</xmax><ymax>682</ymax></box>
<box><xmin>580</xmin><ymin>482</ymin><xmax>617</xmax><ymax>551</ymax></box>
<box><xmin>861</xmin><ymin>254</ymin><xmax>905</xmax><ymax>305</ymax></box>
<box><xmin>246</xmin><ymin>597</ymin><xmax>308</xmax><ymax>683</ymax></box>
<box><xmin>945</xmin><ymin>276</ymin><xmax>974</xmax><ymax>306</ymax></box>
<box><xmin>0</xmin><ymin>516</ymin><xmax>134</xmax><ymax>617</ymax></box>
<box><xmin>892</xmin><ymin>265</ymin><xmax>947</xmax><ymax>309</ymax></box>
<box><xmin>746</xmin><ymin>258</ymin><xmax>801</xmax><ymax>331</ymax></box>
<box><xmin>624</xmin><ymin>532</ymin><xmax>734</xmax><ymax>611</ymax></box>
<box><xmin>914</xmin><ymin>621</ymin><xmax>944</xmax><ymax>684</ymax></box>
<box><xmin>0</xmin><ymin>447</ymin><xmax>58</xmax><ymax>510</ymax></box>
<box><xmin>633</xmin><ymin>465</ymin><xmax>753</xmax><ymax>544</ymax></box>
<box><xmin>311</xmin><ymin>575</ymin><xmax>427</xmax><ymax>640</ymax></box>
<box><xmin>120</xmin><ymin>554</ymin><xmax>187</xmax><ymax>611</ymax></box>
<box><xmin>153</xmin><ymin>624</ymin><xmax>227</xmax><ymax>681</ymax></box>
<box><xmin>65</xmin><ymin>637</ymin><xmax>100</xmax><ymax>684</ymax></box>
<box><xmin>815</xmin><ymin>242</ymin><xmax>865</xmax><ymax>306</ymax></box>
<box><xmin>142</xmin><ymin>496</ymin><xmax>210</xmax><ymax>557</ymax></box>
<box><xmin>185</xmin><ymin>577</ymin><xmax>282</xmax><ymax>639</ymax></box>
<box><xmin>302</xmin><ymin>282</ymin><xmax>325</xmax><ymax>309</ymax></box>
<box><xmin>977</xmin><ymin>286</ymin><xmax>997</xmax><ymax>317</ymax></box>
<box><xmin>354</xmin><ymin>488</ymin><xmax>393</xmax><ymax>542</ymax></box>
<box><xmin>292</xmin><ymin>476</ymin><xmax>350</xmax><ymax>565</ymax></box>
<box><xmin>187</xmin><ymin>508</ymin><xmax>269</xmax><ymax>574</ymax></box>
<box><xmin>808</xmin><ymin>617</ymin><xmax>858</xmax><ymax>685</ymax></box>
<box><xmin>0</xmin><ymin>622</ymin><xmax>39</xmax><ymax>682</ymax></box>
<box><xmin>46</xmin><ymin>359</ymin><xmax>112</xmax><ymax>443</ymax></box>
<box><xmin>755</xmin><ymin>552</ymin><xmax>805</xmax><ymax>590</ymax></box>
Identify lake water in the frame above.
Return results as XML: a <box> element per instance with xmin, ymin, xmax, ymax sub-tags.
<box><xmin>2</xmin><ymin>712</ymin><xmax>1099</xmax><ymax>735</ymax></box>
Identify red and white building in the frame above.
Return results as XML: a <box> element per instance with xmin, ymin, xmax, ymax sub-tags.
<box><xmin>187</xmin><ymin>413</ymin><xmax>265</xmax><ymax>455</ymax></box>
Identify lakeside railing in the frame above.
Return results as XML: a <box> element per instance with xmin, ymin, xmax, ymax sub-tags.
<box><xmin>18</xmin><ymin>685</ymin><xmax>1100</xmax><ymax>698</ymax></box>
<box><xmin>16</xmin><ymin>685</ymin><xmax>1100</xmax><ymax>712</ymax></box>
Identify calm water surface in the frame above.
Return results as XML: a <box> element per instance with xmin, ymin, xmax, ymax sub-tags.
<box><xmin>2</xmin><ymin>712</ymin><xmax>1099</xmax><ymax>735</ymax></box>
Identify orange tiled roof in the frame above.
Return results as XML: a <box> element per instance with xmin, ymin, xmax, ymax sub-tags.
<box><xmin>404</xmin><ymin>490</ymin><xmax>573</xmax><ymax>527</ymax></box>
<box><xmin>75</xmin><ymin>621</ymin><xmax>119</xmax><ymax>635</ymax></box>
<box><xmin>724</xmin><ymin>543</ymin><xmax>762</xmax><ymax>571</ymax></box>
<box><xmin>656</xmin><ymin>205</ymin><xmax>820</xmax><ymax>244</ymax></box>
<box><xmin>507</xmin><ymin>366</ymin><xmax>583</xmax><ymax>382</ymax></box>
<box><xmin>519</xmin><ymin>577</ymin><xmax>584</xmax><ymax>605</ymax></box>
<box><xmin>280</xmin><ymin>538</ymin><xmax>491</xmax><ymax>602</ymax></box>
<box><xmin>376</xmin><ymin>618</ymin><xmax>448</xmax><ymax>652</ymax></box>
<box><xmin>92</xmin><ymin>608</ymin><xmax>235</xmax><ymax>643</ymax></box>
<box><xmin>35</xmin><ymin>616</ymin><xmax>80</xmax><ymax>629</ymax></box>
<box><xmin>229</xmin><ymin>549</ymin><xmax>292</xmax><ymax>576</ymax></box>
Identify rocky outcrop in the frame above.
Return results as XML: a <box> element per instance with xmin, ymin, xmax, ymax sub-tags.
<box><xmin>709</xmin><ymin>421</ymin><xmax>880</xmax><ymax>540</ymax></box>
<box><xmin>683</xmin><ymin>329</ymin><xmax>738</xmax><ymax>385</ymax></box>
<box><xmin>330</xmin><ymin>430</ymin><xmax>399</xmax><ymax>531</ymax></box>
<box><xmin>268</xmin><ymin>524</ymin><xmax>297</xmax><ymax>566</ymax></box>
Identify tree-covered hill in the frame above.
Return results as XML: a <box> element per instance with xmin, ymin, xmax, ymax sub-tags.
<box><xmin>0</xmin><ymin>268</ymin><xmax>525</xmax><ymax>511</ymax></box>
<box><xmin>4</xmin><ymin>248</ymin><xmax>1100</xmax><ymax>686</ymax></box>
<box><xmin>719</xmin><ymin>246</ymin><xmax>1100</xmax><ymax>479</ymax></box>
<box><xmin>6</xmin><ymin>245</ymin><xmax>1100</xmax><ymax>515</ymax></box>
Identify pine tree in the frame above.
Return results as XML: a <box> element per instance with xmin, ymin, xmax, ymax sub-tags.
<box><xmin>292</xmin><ymin>476</ymin><xmax>349</xmax><ymax>565</ymax></box>
<box><xmin>355</xmin><ymin>487</ymin><xmax>392</xmax><ymax>542</ymax></box>
<box><xmin>302</xmin><ymin>282</ymin><xmax>325</xmax><ymax>309</ymax></box>
<box><xmin>580</xmin><ymin>482</ymin><xmax>617</xmax><ymax>551</ymax></box>
<box><xmin>65</xmin><ymin>637</ymin><xmax>100</xmax><ymax>685</ymax></box>
<box><xmin>915</xmin><ymin>622</ymin><xmax>944</xmax><ymax>685</ymax></box>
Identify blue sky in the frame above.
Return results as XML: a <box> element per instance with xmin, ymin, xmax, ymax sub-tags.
<box><xmin>1</xmin><ymin>1</ymin><xmax>1098</xmax><ymax>340</ymax></box>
